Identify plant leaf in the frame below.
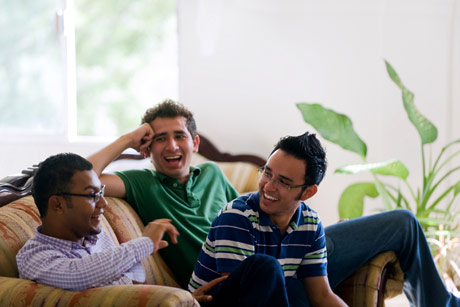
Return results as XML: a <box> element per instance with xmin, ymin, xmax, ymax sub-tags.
<box><xmin>373</xmin><ymin>179</ymin><xmax>393</xmax><ymax>210</ymax></box>
<box><xmin>335</xmin><ymin>160</ymin><xmax>409</xmax><ymax>180</ymax></box>
<box><xmin>338</xmin><ymin>182</ymin><xmax>379</xmax><ymax>219</ymax></box>
<box><xmin>296</xmin><ymin>103</ymin><xmax>367</xmax><ymax>159</ymax></box>
<box><xmin>385</xmin><ymin>60</ymin><xmax>438</xmax><ymax>145</ymax></box>
<box><xmin>454</xmin><ymin>181</ymin><xmax>460</xmax><ymax>197</ymax></box>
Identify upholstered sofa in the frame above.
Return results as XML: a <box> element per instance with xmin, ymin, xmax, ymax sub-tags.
<box><xmin>0</xmin><ymin>135</ymin><xmax>404</xmax><ymax>306</ymax></box>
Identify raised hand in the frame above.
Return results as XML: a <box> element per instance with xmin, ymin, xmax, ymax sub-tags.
<box><xmin>124</xmin><ymin>123</ymin><xmax>154</xmax><ymax>157</ymax></box>
<box><xmin>142</xmin><ymin>218</ymin><xmax>180</xmax><ymax>253</ymax></box>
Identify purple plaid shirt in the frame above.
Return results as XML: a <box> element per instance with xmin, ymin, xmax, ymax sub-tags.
<box><xmin>16</xmin><ymin>227</ymin><xmax>153</xmax><ymax>291</ymax></box>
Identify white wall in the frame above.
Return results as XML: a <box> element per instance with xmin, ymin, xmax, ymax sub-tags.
<box><xmin>178</xmin><ymin>0</ymin><xmax>460</xmax><ymax>225</ymax></box>
<box><xmin>1</xmin><ymin>0</ymin><xmax>459</xmax><ymax>226</ymax></box>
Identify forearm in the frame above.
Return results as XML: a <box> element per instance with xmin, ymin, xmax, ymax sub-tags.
<box><xmin>18</xmin><ymin>237</ymin><xmax>153</xmax><ymax>291</ymax></box>
<box><xmin>87</xmin><ymin>134</ymin><xmax>133</xmax><ymax>176</ymax></box>
<box><xmin>310</xmin><ymin>294</ymin><xmax>347</xmax><ymax>307</ymax></box>
<box><xmin>303</xmin><ymin>276</ymin><xmax>348</xmax><ymax>307</ymax></box>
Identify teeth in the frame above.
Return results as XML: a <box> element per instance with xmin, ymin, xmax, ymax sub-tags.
<box><xmin>165</xmin><ymin>156</ymin><xmax>181</xmax><ymax>160</ymax></box>
<box><xmin>264</xmin><ymin>193</ymin><xmax>278</xmax><ymax>201</ymax></box>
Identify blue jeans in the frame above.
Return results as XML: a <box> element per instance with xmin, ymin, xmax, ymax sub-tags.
<box><xmin>205</xmin><ymin>254</ymin><xmax>290</xmax><ymax>307</ymax></box>
<box><xmin>325</xmin><ymin>209</ymin><xmax>460</xmax><ymax>307</ymax></box>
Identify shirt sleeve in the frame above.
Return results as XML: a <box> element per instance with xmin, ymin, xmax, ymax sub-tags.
<box><xmin>296</xmin><ymin>218</ymin><xmax>328</xmax><ymax>279</ymax></box>
<box><xmin>17</xmin><ymin>236</ymin><xmax>154</xmax><ymax>291</ymax></box>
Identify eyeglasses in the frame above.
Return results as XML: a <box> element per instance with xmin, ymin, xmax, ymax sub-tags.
<box><xmin>56</xmin><ymin>185</ymin><xmax>106</xmax><ymax>203</ymax></box>
<box><xmin>258</xmin><ymin>167</ymin><xmax>308</xmax><ymax>190</ymax></box>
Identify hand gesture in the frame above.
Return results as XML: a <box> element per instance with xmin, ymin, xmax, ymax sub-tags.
<box><xmin>124</xmin><ymin>123</ymin><xmax>154</xmax><ymax>157</ymax></box>
<box><xmin>142</xmin><ymin>219</ymin><xmax>180</xmax><ymax>253</ymax></box>
<box><xmin>192</xmin><ymin>276</ymin><xmax>227</xmax><ymax>303</ymax></box>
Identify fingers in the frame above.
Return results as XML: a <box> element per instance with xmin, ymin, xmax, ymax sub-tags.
<box><xmin>194</xmin><ymin>295</ymin><xmax>213</xmax><ymax>303</ymax></box>
<box><xmin>157</xmin><ymin>240</ymin><xmax>169</xmax><ymax>250</ymax></box>
<box><xmin>142</xmin><ymin>219</ymin><xmax>180</xmax><ymax>254</ymax></box>
<box><xmin>129</xmin><ymin>123</ymin><xmax>154</xmax><ymax>152</ymax></box>
<box><xmin>192</xmin><ymin>276</ymin><xmax>227</xmax><ymax>303</ymax></box>
<box><xmin>200</xmin><ymin>276</ymin><xmax>227</xmax><ymax>292</ymax></box>
<box><xmin>165</xmin><ymin>224</ymin><xmax>180</xmax><ymax>244</ymax></box>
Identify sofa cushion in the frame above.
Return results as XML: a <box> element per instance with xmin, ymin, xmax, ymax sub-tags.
<box><xmin>0</xmin><ymin>277</ymin><xmax>198</xmax><ymax>306</ymax></box>
<box><xmin>103</xmin><ymin>197</ymin><xmax>179</xmax><ymax>288</ymax></box>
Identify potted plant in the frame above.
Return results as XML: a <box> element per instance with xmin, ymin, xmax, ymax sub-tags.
<box><xmin>297</xmin><ymin>60</ymin><xmax>460</xmax><ymax>291</ymax></box>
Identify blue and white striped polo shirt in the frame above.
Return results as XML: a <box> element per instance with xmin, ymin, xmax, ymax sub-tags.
<box><xmin>188</xmin><ymin>192</ymin><xmax>327</xmax><ymax>292</ymax></box>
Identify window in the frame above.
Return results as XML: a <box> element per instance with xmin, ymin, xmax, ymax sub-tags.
<box><xmin>0</xmin><ymin>0</ymin><xmax>178</xmax><ymax>137</ymax></box>
<box><xmin>0</xmin><ymin>0</ymin><xmax>64</xmax><ymax>134</ymax></box>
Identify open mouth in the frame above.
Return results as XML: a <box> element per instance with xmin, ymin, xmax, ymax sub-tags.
<box><xmin>91</xmin><ymin>212</ymin><xmax>102</xmax><ymax>222</ymax></box>
<box><xmin>164</xmin><ymin>155</ymin><xmax>182</xmax><ymax>166</ymax></box>
<box><xmin>264</xmin><ymin>193</ymin><xmax>279</xmax><ymax>201</ymax></box>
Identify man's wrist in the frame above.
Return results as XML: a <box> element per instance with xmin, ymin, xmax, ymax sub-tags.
<box><xmin>132</xmin><ymin>237</ymin><xmax>155</xmax><ymax>260</ymax></box>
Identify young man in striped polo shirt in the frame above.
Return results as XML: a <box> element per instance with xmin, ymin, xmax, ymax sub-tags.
<box><xmin>189</xmin><ymin>132</ymin><xmax>347</xmax><ymax>307</ymax></box>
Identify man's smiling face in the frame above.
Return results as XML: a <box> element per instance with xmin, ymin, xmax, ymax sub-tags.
<box><xmin>148</xmin><ymin>116</ymin><xmax>199</xmax><ymax>184</ymax></box>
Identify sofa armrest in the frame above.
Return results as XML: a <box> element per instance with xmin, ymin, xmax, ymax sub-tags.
<box><xmin>333</xmin><ymin>251</ymin><xmax>404</xmax><ymax>307</ymax></box>
<box><xmin>0</xmin><ymin>276</ymin><xmax>198</xmax><ymax>307</ymax></box>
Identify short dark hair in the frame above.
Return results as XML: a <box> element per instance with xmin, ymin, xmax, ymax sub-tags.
<box><xmin>271</xmin><ymin>132</ymin><xmax>327</xmax><ymax>186</ymax></box>
<box><xmin>32</xmin><ymin>153</ymin><xmax>92</xmax><ymax>217</ymax></box>
<box><xmin>141</xmin><ymin>99</ymin><xmax>197</xmax><ymax>137</ymax></box>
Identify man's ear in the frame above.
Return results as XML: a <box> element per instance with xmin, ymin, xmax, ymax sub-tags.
<box><xmin>192</xmin><ymin>135</ymin><xmax>200</xmax><ymax>153</ymax></box>
<box><xmin>48</xmin><ymin>195</ymin><xmax>66</xmax><ymax>214</ymax></box>
<box><xmin>300</xmin><ymin>185</ymin><xmax>318</xmax><ymax>201</ymax></box>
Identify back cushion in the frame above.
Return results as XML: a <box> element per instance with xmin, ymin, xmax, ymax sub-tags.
<box><xmin>103</xmin><ymin>197</ymin><xmax>179</xmax><ymax>287</ymax></box>
<box><xmin>0</xmin><ymin>196</ymin><xmax>40</xmax><ymax>277</ymax></box>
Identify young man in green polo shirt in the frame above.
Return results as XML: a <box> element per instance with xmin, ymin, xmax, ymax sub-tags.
<box><xmin>88</xmin><ymin>100</ymin><xmax>238</xmax><ymax>288</ymax></box>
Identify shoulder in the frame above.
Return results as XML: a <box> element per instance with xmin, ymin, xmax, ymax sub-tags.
<box><xmin>115</xmin><ymin>169</ymin><xmax>159</xmax><ymax>189</ymax></box>
<box><xmin>16</xmin><ymin>235</ymin><xmax>62</xmax><ymax>263</ymax></box>
<box><xmin>214</xmin><ymin>193</ymin><xmax>259</xmax><ymax>223</ymax></box>
<box><xmin>196</xmin><ymin>161</ymin><xmax>224</xmax><ymax>175</ymax></box>
<box><xmin>299</xmin><ymin>203</ymin><xmax>321</xmax><ymax>222</ymax></box>
<box><xmin>116</xmin><ymin>168</ymin><xmax>156</xmax><ymax>179</ymax></box>
<box><xmin>296</xmin><ymin>203</ymin><xmax>323</xmax><ymax>233</ymax></box>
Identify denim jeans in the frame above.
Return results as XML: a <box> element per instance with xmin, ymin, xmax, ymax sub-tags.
<box><xmin>325</xmin><ymin>209</ymin><xmax>460</xmax><ymax>307</ymax></box>
<box><xmin>205</xmin><ymin>254</ymin><xmax>290</xmax><ymax>307</ymax></box>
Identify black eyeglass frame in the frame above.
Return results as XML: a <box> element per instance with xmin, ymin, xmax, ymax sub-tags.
<box><xmin>56</xmin><ymin>185</ymin><xmax>106</xmax><ymax>203</ymax></box>
<box><xmin>257</xmin><ymin>166</ymin><xmax>308</xmax><ymax>190</ymax></box>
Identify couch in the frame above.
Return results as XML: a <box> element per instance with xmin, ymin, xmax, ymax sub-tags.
<box><xmin>0</xmin><ymin>134</ymin><xmax>404</xmax><ymax>306</ymax></box>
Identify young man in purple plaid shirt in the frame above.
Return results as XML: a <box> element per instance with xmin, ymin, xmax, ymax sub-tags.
<box><xmin>16</xmin><ymin>153</ymin><xmax>179</xmax><ymax>290</ymax></box>
<box><xmin>16</xmin><ymin>153</ymin><xmax>222</xmax><ymax>301</ymax></box>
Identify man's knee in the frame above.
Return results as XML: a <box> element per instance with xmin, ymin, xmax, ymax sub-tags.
<box><xmin>242</xmin><ymin>254</ymin><xmax>283</xmax><ymax>277</ymax></box>
<box><xmin>245</xmin><ymin>254</ymin><xmax>279</xmax><ymax>267</ymax></box>
<box><xmin>386</xmin><ymin>209</ymin><xmax>418</xmax><ymax>227</ymax></box>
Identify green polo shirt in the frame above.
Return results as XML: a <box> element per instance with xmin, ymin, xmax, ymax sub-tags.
<box><xmin>116</xmin><ymin>162</ymin><xmax>239</xmax><ymax>288</ymax></box>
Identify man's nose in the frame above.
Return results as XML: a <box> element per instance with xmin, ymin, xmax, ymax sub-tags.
<box><xmin>166</xmin><ymin>137</ymin><xmax>178</xmax><ymax>150</ymax></box>
<box><xmin>97</xmin><ymin>196</ymin><xmax>108</xmax><ymax>209</ymax></box>
<box><xmin>264</xmin><ymin>177</ymin><xmax>278</xmax><ymax>191</ymax></box>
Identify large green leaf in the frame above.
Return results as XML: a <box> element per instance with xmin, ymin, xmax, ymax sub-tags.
<box><xmin>385</xmin><ymin>60</ymin><xmax>438</xmax><ymax>145</ymax></box>
<box><xmin>335</xmin><ymin>160</ymin><xmax>409</xmax><ymax>180</ymax></box>
<box><xmin>338</xmin><ymin>182</ymin><xmax>379</xmax><ymax>219</ymax></box>
<box><xmin>297</xmin><ymin>103</ymin><xmax>367</xmax><ymax>159</ymax></box>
